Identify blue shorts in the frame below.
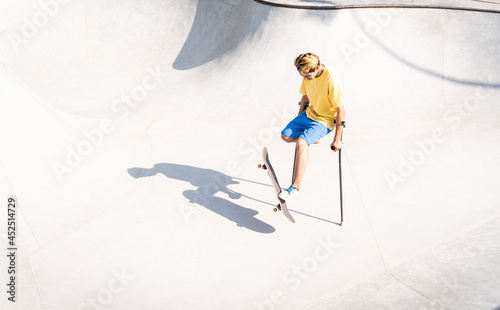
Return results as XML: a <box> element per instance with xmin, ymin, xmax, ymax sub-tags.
<box><xmin>281</xmin><ymin>112</ymin><xmax>331</xmax><ymax>145</ymax></box>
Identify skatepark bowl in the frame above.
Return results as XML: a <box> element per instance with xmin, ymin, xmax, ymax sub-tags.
<box><xmin>1</xmin><ymin>0</ymin><xmax>500</xmax><ymax>309</ymax></box>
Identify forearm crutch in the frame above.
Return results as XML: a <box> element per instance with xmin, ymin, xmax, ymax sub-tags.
<box><xmin>331</xmin><ymin>121</ymin><xmax>345</xmax><ymax>226</ymax></box>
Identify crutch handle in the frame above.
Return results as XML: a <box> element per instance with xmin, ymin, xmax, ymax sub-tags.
<box><xmin>331</xmin><ymin>121</ymin><xmax>346</xmax><ymax>151</ymax></box>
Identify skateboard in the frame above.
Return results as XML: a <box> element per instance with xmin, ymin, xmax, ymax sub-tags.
<box><xmin>258</xmin><ymin>147</ymin><xmax>295</xmax><ymax>223</ymax></box>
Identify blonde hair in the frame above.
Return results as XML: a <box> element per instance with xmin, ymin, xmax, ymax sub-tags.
<box><xmin>294</xmin><ymin>53</ymin><xmax>320</xmax><ymax>73</ymax></box>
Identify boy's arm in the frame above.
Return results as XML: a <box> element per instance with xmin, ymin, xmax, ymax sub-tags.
<box><xmin>331</xmin><ymin>106</ymin><xmax>345</xmax><ymax>152</ymax></box>
<box><xmin>298</xmin><ymin>95</ymin><xmax>309</xmax><ymax>115</ymax></box>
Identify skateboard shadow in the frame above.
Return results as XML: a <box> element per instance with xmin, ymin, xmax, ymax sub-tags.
<box><xmin>128</xmin><ymin>163</ymin><xmax>275</xmax><ymax>234</ymax></box>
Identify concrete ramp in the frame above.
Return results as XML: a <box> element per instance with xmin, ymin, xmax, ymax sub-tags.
<box><xmin>1</xmin><ymin>0</ymin><xmax>499</xmax><ymax>309</ymax></box>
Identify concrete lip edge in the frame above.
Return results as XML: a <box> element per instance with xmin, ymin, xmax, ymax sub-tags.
<box><xmin>254</xmin><ymin>0</ymin><xmax>500</xmax><ymax>13</ymax></box>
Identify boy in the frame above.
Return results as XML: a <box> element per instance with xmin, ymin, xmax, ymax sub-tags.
<box><xmin>279</xmin><ymin>53</ymin><xmax>345</xmax><ymax>200</ymax></box>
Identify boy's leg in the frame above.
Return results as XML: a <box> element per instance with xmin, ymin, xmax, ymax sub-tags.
<box><xmin>281</xmin><ymin>113</ymin><xmax>330</xmax><ymax>198</ymax></box>
<box><xmin>282</xmin><ymin>136</ymin><xmax>308</xmax><ymax>190</ymax></box>
<box><xmin>291</xmin><ymin>137</ymin><xmax>308</xmax><ymax>190</ymax></box>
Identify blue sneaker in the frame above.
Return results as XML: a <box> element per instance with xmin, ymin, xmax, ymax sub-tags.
<box><xmin>279</xmin><ymin>185</ymin><xmax>299</xmax><ymax>201</ymax></box>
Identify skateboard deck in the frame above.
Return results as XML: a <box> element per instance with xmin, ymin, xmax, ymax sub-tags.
<box><xmin>258</xmin><ymin>147</ymin><xmax>295</xmax><ymax>223</ymax></box>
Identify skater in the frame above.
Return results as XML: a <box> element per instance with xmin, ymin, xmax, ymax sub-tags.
<box><xmin>279</xmin><ymin>53</ymin><xmax>345</xmax><ymax>201</ymax></box>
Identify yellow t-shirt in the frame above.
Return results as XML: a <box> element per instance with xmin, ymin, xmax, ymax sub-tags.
<box><xmin>299</xmin><ymin>65</ymin><xmax>344</xmax><ymax>130</ymax></box>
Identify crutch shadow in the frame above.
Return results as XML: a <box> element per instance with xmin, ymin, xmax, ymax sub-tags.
<box><xmin>288</xmin><ymin>209</ymin><xmax>341</xmax><ymax>226</ymax></box>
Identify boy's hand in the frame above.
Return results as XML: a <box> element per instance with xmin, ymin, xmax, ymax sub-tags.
<box><xmin>331</xmin><ymin>140</ymin><xmax>342</xmax><ymax>152</ymax></box>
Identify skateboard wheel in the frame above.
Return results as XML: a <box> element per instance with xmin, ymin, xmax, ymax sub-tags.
<box><xmin>276</xmin><ymin>204</ymin><xmax>281</xmax><ymax>211</ymax></box>
<box><xmin>273</xmin><ymin>207</ymin><xmax>278</xmax><ymax>212</ymax></box>
<box><xmin>258</xmin><ymin>164</ymin><xmax>267</xmax><ymax>170</ymax></box>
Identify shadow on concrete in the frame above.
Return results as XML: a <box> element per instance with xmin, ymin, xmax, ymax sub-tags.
<box><xmin>128</xmin><ymin>163</ymin><xmax>276</xmax><ymax>234</ymax></box>
<box><xmin>351</xmin><ymin>10</ymin><xmax>500</xmax><ymax>88</ymax></box>
<box><xmin>173</xmin><ymin>0</ymin><xmax>269</xmax><ymax>70</ymax></box>
<box><xmin>289</xmin><ymin>209</ymin><xmax>341</xmax><ymax>226</ymax></box>
<box><xmin>173</xmin><ymin>0</ymin><xmax>336</xmax><ymax>70</ymax></box>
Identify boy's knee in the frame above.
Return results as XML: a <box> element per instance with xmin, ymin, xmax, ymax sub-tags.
<box><xmin>281</xmin><ymin>134</ymin><xmax>294</xmax><ymax>143</ymax></box>
<box><xmin>297</xmin><ymin>137</ymin><xmax>309</xmax><ymax>148</ymax></box>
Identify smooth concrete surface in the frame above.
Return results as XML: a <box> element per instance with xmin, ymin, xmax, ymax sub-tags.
<box><xmin>311</xmin><ymin>218</ymin><xmax>500</xmax><ymax>309</ymax></box>
<box><xmin>0</xmin><ymin>1</ymin><xmax>499</xmax><ymax>309</ymax></box>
